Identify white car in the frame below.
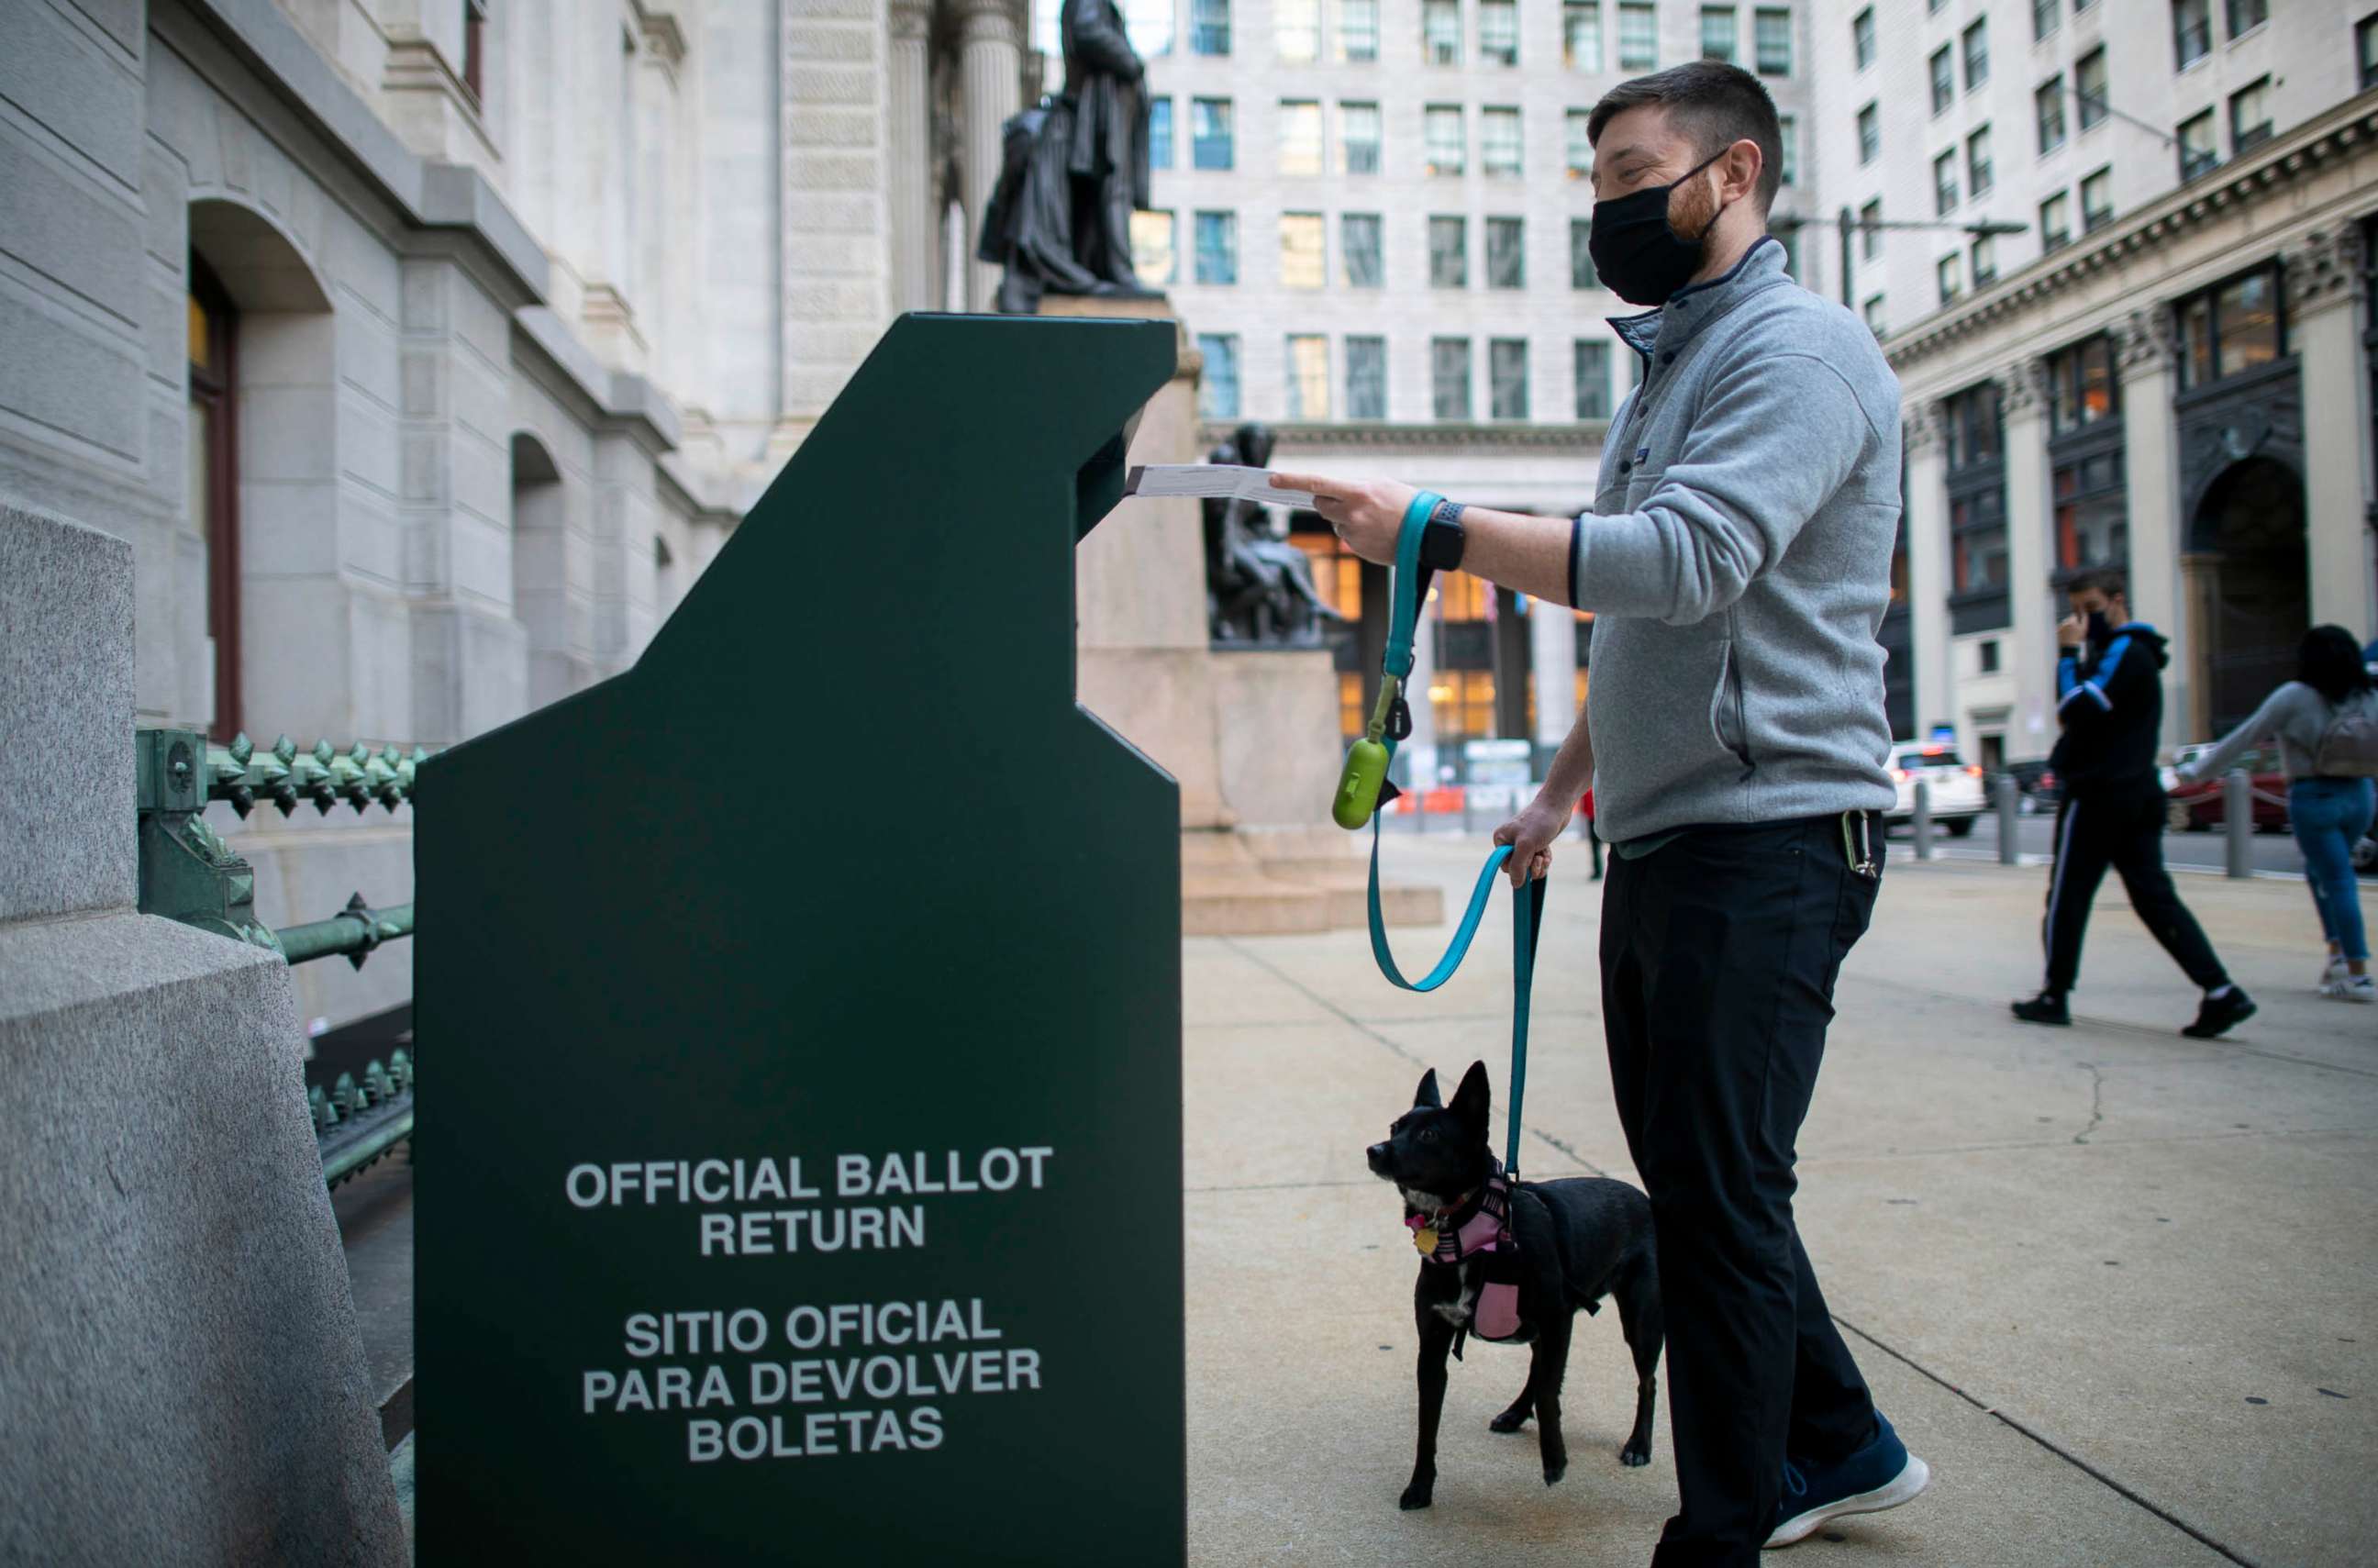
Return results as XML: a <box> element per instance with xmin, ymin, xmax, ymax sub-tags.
<box><xmin>1886</xmin><ymin>742</ymin><xmax>1986</xmax><ymax>836</ymax></box>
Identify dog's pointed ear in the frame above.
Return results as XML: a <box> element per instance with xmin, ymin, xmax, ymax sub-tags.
<box><xmin>1413</xmin><ymin>1068</ymin><xmax>1441</xmax><ymax>1109</ymax></box>
<box><xmin>1450</xmin><ymin>1061</ymin><xmax>1492</xmax><ymax>1131</ymax></box>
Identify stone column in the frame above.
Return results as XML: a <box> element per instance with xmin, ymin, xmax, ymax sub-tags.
<box><xmin>1903</xmin><ymin>399</ymin><xmax>1954</xmax><ymax>739</ymax></box>
<box><xmin>887</xmin><ymin>0</ymin><xmax>936</xmax><ymax>315</ymax></box>
<box><xmin>2114</xmin><ymin>305</ymin><xmax>2188</xmax><ymax>751</ymax></box>
<box><xmin>1403</xmin><ymin>595</ymin><xmax>1441</xmax><ymax>792</ymax></box>
<box><xmin>1997</xmin><ymin>358</ymin><xmax>2055</xmax><ymax>761</ymax></box>
<box><xmin>2286</xmin><ymin>225</ymin><xmax>2377</xmax><ymax>638</ymax></box>
<box><xmin>1529</xmin><ymin>599</ymin><xmax>1580</xmax><ymax>753</ymax></box>
<box><xmin>954</xmin><ymin>0</ymin><xmax>1024</xmax><ymax>311</ymax></box>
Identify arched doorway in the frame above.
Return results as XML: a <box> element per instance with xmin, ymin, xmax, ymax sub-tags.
<box><xmin>2191</xmin><ymin>455</ymin><xmax>2308</xmax><ymax>737</ymax></box>
<box><xmin>509</xmin><ymin>432</ymin><xmax>583</xmax><ymax>708</ymax></box>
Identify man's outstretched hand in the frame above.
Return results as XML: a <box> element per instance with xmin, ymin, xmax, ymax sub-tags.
<box><xmin>1271</xmin><ymin>472</ymin><xmax>1416</xmax><ymax>565</ymax></box>
<box><xmin>1493</xmin><ymin>798</ymin><xmax>1569</xmax><ymax>888</ymax></box>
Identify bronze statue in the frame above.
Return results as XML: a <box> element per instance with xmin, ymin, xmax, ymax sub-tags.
<box><xmin>977</xmin><ymin>0</ymin><xmax>1155</xmax><ymax>314</ymax></box>
<box><xmin>1202</xmin><ymin>424</ymin><xmax>1348</xmax><ymax>646</ymax></box>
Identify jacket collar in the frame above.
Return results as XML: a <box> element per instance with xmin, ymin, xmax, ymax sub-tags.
<box><xmin>1607</xmin><ymin>234</ymin><xmax>1790</xmax><ymax>361</ymax></box>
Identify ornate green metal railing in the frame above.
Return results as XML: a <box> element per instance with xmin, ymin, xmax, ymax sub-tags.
<box><xmin>313</xmin><ymin>1050</ymin><xmax>416</xmax><ymax>1188</ymax></box>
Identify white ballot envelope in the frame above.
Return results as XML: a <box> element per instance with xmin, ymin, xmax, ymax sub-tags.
<box><xmin>1124</xmin><ymin>464</ymin><xmax>1317</xmax><ymax>510</ymax></box>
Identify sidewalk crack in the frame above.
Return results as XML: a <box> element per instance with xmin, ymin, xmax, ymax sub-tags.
<box><xmin>2074</xmin><ymin>1061</ymin><xmax>2107</xmax><ymax>1145</ymax></box>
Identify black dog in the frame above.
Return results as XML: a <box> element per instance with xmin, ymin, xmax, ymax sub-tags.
<box><xmin>1366</xmin><ymin>1061</ymin><xmax>1662</xmax><ymax>1510</ymax></box>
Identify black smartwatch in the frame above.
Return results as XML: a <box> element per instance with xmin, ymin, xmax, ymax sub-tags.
<box><xmin>1420</xmin><ymin>499</ymin><xmax>1467</xmax><ymax>571</ymax></box>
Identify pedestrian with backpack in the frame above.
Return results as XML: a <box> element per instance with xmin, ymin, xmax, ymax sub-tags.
<box><xmin>2178</xmin><ymin>625</ymin><xmax>2378</xmax><ymax>1004</ymax></box>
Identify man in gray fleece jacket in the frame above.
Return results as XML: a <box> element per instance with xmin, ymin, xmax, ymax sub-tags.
<box><xmin>1280</xmin><ymin>61</ymin><xmax>1923</xmax><ymax>1566</ymax></box>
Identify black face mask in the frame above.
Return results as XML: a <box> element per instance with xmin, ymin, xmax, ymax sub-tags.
<box><xmin>1587</xmin><ymin>149</ymin><xmax>1732</xmax><ymax>307</ymax></box>
<box><xmin>2085</xmin><ymin>610</ymin><xmax>2113</xmax><ymax>649</ymax></box>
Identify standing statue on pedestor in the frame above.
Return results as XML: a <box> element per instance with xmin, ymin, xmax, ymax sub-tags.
<box><xmin>977</xmin><ymin>0</ymin><xmax>1157</xmax><ymax>314</ymax></box>
<box><xmin>1202</xmin><ymin>423</ymin><xmax>1348</xmax><ymax>646</ymax></box>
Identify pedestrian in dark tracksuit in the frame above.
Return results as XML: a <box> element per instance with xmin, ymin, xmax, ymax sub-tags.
<box><xmin>2012</xmin><ymin>569</ymin><xmax>2257</xmax><ymax>1039</ymax></box>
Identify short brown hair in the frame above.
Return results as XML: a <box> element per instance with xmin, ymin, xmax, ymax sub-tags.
<box><xmin>2067</xmin><ymin>568</ymin><xmax>2128</xmax><ymax>602</ymax></box>
<box><xmin>1586</xmin><ymin>61</ymin><xmax>1784</xmax><ymax>215</ymax></box>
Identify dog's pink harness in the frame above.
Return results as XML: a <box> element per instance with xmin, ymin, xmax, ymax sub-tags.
<box><xmin>1407</xmin><ymin>1168</ymin><xmax>1524</xmax><ymax>1342</ymax></box>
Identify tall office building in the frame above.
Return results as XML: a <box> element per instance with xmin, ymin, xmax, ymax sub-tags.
<box><xmin>1812</xmin><ymin>0</ymin><xmax>2378</xmax><ymax>763</ymax></box>
<box><xmin>1053</xmin><ymin>0</ymin><xmax>1821</xmax><ymax>781</ymax></box>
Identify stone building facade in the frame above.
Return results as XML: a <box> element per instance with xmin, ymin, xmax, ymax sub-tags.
<box><xmin>1811</xmin><ymin>0</ymin><xmax>2378</xmax><ymax>761</ymax></box>
<box><xmin>0</xmin><ymin>0</ymin><xmax>1030</xmax><ymax>1031</ymax></box>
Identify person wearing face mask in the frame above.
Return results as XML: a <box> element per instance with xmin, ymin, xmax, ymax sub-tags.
<box><xmin>2012</xmin><ymin>570</ymin><xmax>2253</xmax><ymax>1036</ymax></box>
<box><xmin>1272</xmin><ymin>61</ymin><xmax>1924</xmax><ymax>1568</ymax></box>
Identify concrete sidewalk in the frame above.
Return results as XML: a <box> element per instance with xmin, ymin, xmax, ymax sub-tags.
<box><xmin>1183</xmin><ymin>840</ymin><xmax>2375</xmax><ymax>1568</ymax></box>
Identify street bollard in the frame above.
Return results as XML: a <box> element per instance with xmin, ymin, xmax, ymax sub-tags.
<box><xmin>1912</xmin><ymin>779</ymin><xmax>1935</xmax><ymax>860</ymax></box>
<box><xmin>1995</xmin><ymin>773</ymin><xmax>2021</xmax><ymax>865</ymax></box>
<box><xmin>2225</xmin><ymin>769</ymin><xmax>2253</xmax><ymax>878</ymax></box>
<box><xmin>1462</xmin><ymin>784</ymin><xmax>1474</xmax><ymax>836</ymax></box>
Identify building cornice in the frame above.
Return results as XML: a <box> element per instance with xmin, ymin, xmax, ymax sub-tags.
<box><xmin>1885</xmin><ymin>92</ymin><xmax>2378</xmax><ymax>373</ymax></box>
<box><xmin>1202</xmin><ymin>420</ymin><xmax>1610</xmax><ymax>453</ymax></box>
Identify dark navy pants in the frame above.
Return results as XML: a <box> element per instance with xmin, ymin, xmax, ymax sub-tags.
<box><xmin>1601</xmin><ymin>814</ymin><xmax>1883</xmax><ymax>1567</ymax></box>
<box><xmin>2041</xmin><ymin>783</ymin><xmax>2228</xmax><ymax>995</ymax></box>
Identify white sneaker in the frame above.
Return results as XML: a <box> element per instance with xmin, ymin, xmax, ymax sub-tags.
<box><xmin>2321</xmin><ymin>953</ymin><xmax>2349</xmax><ymax>990</ymax></box>
<box><xmin>2321</xmin><ymin>974</ymin><xmax>2376</xmax><ymax>1004</ymax></box>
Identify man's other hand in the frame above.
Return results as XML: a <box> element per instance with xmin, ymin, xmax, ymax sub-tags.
<box><xmin>1493</xmin><ymin>799</ymin><xmax>1569</xmax><ymax>888</ymax></box>
<box><xmin>2057</xmin><ymin>613</ymin><xmax>2088</xmax><ymax>650</ymax></box>
<box><xmin>1271</xmin><ymin>473</ymin><xmax>1417</xmax><ymax>565</ymax></box>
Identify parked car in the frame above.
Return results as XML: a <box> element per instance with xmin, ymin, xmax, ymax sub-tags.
<box><xmin>2161</xmin><ymin>743</ymin><xmax>2290</xmax><ymax>834</ymax></box>
<box><xmin>1886</xmin><ymin>742</ymin><xmax>1986</xmax><ymax>835</ymax></box>
<box><xmin>2006</xmin><ymin>759</ymin><xmax>2061</xmax><ymax>810</ymax></box>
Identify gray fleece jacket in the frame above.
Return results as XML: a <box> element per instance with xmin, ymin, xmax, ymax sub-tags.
<box><xmin>2182</xmin><ymin>683</ymin><xmax>2378</xmax><ymax>784</ymax></box>
<box><xmin>1575</xmin><ymin>238</ymin><xmax>1901</xmax><ymax>843</ymax></box>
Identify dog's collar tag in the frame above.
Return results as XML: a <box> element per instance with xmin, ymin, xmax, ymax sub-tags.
<box><xmin>1411</xmin><ymin>1225</ymin><xmax>1439</xmax><ymax>1255</ymax></box>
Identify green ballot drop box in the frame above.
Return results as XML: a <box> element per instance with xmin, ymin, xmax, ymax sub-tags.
<box><xmin>416</xmin><ymin>316</ymin><xmax>1185</xmax><ymax>1565</ymax></box>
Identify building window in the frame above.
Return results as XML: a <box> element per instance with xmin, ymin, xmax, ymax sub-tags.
<box><xmin>1481</xmin><ymin>0</ymin><xmax>1520</xmax><ymax>63</ymax></box>
<box><xmin>1864</xmin><ymin>294</ymin><xmax>1886</xmax><ymax>333</ymax></box>
<box><xmin>1198</xmin><ymin>332</ymin><xmax>1240</xmax><ymax>417</ymax></box>
<box><xmin>1565</xmin><ymin>0</ymin><xmax>1604</xmax><ymax>68</ymax></box>
<box><xmin>1424</xmin><ymin>0</ymin><xmax>1461</xmax><ymax>63</ymax></box>
<box><xmin>1482</xmin><ymin>107</ymin><xmax>1522</xmax><ymax>177</ymax></box>
<box><xmin>1346</xmin><ymin>335</ymin><xmax>1386</xmax><ymax>419</ymax></box>
<box><xmin>2039</xmin><ymin>191</ymin><xmax>2072</xmax><ymax>251</ymax></box>
<box><xmin>1342</xmin><ymin>213</ymin><xmax>1383</xmax><ymax>286</ymax></box>
<box><xmin>1280</xmin><ymin>212</ymin><xmax>1326</xmax><ymax>289</ymax></box>
<box><xmin>1702</xmin><ymin>6</ymin><xmax>1738</xmax><ymax>61</ymax></box>
<box><xmin>1619</xmin><ymin>2</ymin><xmax>1658</xmax><ymax>68</ymax></box>
<box><xmin>1777</xmin><ymin>114</ymin><xmax>1797</xmax><ymax>184</ymax></box>
<box><xmin>463</xmin><ymin>0</ymin><xmax>487</xmax><ymax>104</ymax></box>
<box><xmin>1193</xmin><ymin>98</ymin><xmax>1234</xmax><ymax>169</ymax></box>
<box><xmin>187</xmin><ymin>259</ymin><xmax>240</xmax><ymax>742</ymax></box>
<box><xmin>1339</xmin><ymin>0</ymin><xmax>1380</xmax><ymax>59</ymax></box>
<box><xmin>1779</xmin><ymin>223</ymin><xmax>1801</xmax><ymax>279</ymax></box>
<box><xmin>1277</xmin><ymin>0</ymin><xmax>1321</xmax><ymax>60</ymax></box>
<box><xmin>1286</xmin><ymin>334</ymin><xmax>1330</xmax><ymax>418</ymax></box>
<box><xmin>1938</xmin><ymin>252</ymin><xmax>1962</xmax><ymax>304</ymax></box>
<box><xmin>2361</xmin><ymin>13</ymin><xmax>2378</xmax><ymax>91</ymax></box>
<box><xmin>1852</xmin><ymin>6</ymin><xmax>1875</xmax><ymax>69</ymax></box>
<box><xmin>1567</xmin><ymin>110</ymin><xmax>1595</xmax><ymax>179</ymax></box>
<box><xmin>1858</xmin><ymin>102</ymin><xmax>1880</xmax><ymax>164</ymax></box>
<box><xmin>1931</xmin><ymin>47</ymin><xmax>1954</xmax><ymax>116</ymax></box>
<box><xmin>1279</xmin><ymin>100</ymin><xmax>1323</xmax><ymax>175</ymax></box>
<box><xmin>2047</xmin><ymin>333</ymin><xmax>2118</xmax><ymax>437</ymax></box>
<box><xmin>2229</xmin><ymin>76</ymin><xmax>2272</xmax><ymax>153</ymax></box>
<box><xmin>2075</xmin><ymin>49</ymin><xmax>2107</xmax><ymax>132</ymax></box>
<box><xmin>1150</xmin><ymin>98</ymin><xmax>1174</xmax><ymax>167</ymax></box>
<box><xmin>1962</xmin><ymin>17</ymin><xmax>1988</xmax><ymax>91</ymax></box>
<box><xmin>2173</xmin><ymin>0</ymin><xmax>2211</xmax><ymax>68</ymax></box>
<box><xmin>2037</xmin><ymin>77</ymin><xmax>2067</xmax><ymax>153</ymax></box>
<box><xmin>1967</xmin><ymin>125</ymin><xmax>1994</xmax><ymax>197</ymax></box>
<box><xmin>1944</xmin><ymin>380</ymin><xmax>2008</xmax><ymax>617</ymax></box>
<box><xmin>2032</xmin><ymin>0</ymin><xmax>2057</xmax><ymax>41</ymax></box>
<box><xmin>1425</xmin><ymin>105</ymin><xmax>1465</xmax><ymax>175</ymax></box>
<box><xmin>2053</xmin><ymin>448</ymin><xmax>2130</xmax><ymax>573</ymax></box>
<box><xmin>1195</xmin><ymin>209</ymin><xmax>1239</xmax><ymax>284</ymax></box>
<box><xmin>1490</xmin><ymin>339</ymin><xmax>1530</xmax><ymax>420</ymax></box>
<box><xmin>1432</xmin><ymin>669</ymin><xmax>1497</xmax><ymax>741</ymax></box>
<box><xmin>1934</xmin><ymin>150</ymin><xmax>1959</xmax><ymax>217</ymax></box>
<box><xmin>1755</xmin><ymin>7</ymin><xmax>1791</xmax><ymax>74</ymax></box>
<box><xmin>2175</xmin><ymin>263</ymin><xmax>2288</xmax><ymax>391</ymax></box>
<box><xmin>1340</xmin><ymin>102</ymin><xmax>1382</xmax><ymax>174</ymax></box>
<box><xmin>1972</xmin><ymin>230</ymin><xmax>1998</xmax><ymax>285</ymax></box>
<box><xmin>1575</xmin><ymin>339</ymin><xmax>1612</xmax><ymax>418</ymax></box>
<box><xmin>1432</xmin><ymin>337</ymin><xmax>1472</xmax><ymax>420</ymax></box>
<box><xmin>1193</xmin><ymin>0</ymin><xmax>1230</xmax><ymax>54</ymax></box>
<box><xmin>1131</xmin><ymin>210</ymin><xmax>1177</xmax><ymax>284</ymax></box>
<box><xmin>2080</xmin><ymin>166</ymin><xmax>2113</xmax><ymax>232</ymax></box>
<box><xmin>1571</xmin><ymin>218</ymin><xmax>1598</xmax><ymax>288</ymax></box>
<box><xmin>1486</xmin><ymin>217</ymin><xmax>1525</xmax><ymax>288</ymax></box>
<box><xmin>2227</xmin><ymin>0</ymin><xmax>2266</xmax><ymax>36</ymax></box>
<box><xmin>1430</xmin><ymin>216</ymin><xmax>1468</xmax><ymax>287</ymax></box>
<box><xmin>1859</xmin><ymin>196</ymin><xmax>1883</xmax><ymax>260</ymax></box>
<box><xmin>2179</xmin><ymin>109</ymin><xmax>2219</xmax><ymax>181</ymax></box>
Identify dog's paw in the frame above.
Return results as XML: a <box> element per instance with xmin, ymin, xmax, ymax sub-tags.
<box><xmin>1397</xmin><ymin>1479</ymin><xmax>1435</xmax><ymax>1511</ymax></box>
<box><xmin>1488</xmin><ymin>1409</ymin><xmax>1529</xmax><ymax>1434</ymax></box>
<box><xmin>1618</xmin><ymin>1440</ymin><xmax>1652</xmax><ymax>1468</ymax></box>
<box><xmin>1541</xmin><ymin>1458</ymin><xmax>1568</xmax><ymax>1487</ymax></box>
